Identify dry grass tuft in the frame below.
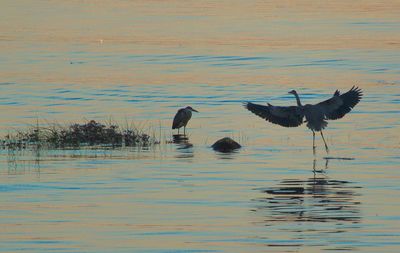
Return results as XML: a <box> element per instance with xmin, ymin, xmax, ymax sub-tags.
<box><xmin>1</xmin><ymin>120</ymin><xmax>158</xmax><ymax>150</ymax></box>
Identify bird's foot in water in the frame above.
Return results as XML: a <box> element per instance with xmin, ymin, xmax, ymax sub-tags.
<box><xmin>313</xmin><ymin>146</ymin><xmax>316</xmax><ymax>155</ymax></box>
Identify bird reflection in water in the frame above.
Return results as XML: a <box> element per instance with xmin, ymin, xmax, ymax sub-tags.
<box><xmin>252</xmin><ymin>159</ymin><xmax>362</xmax><ymax>250</ymax></box>
<box><xmin>255</xmin><ymin>159</ymin><xmax>361</xmax><ymax>223</ymax></box>
<box><xmin>172</xmin><ymin>134</ymin><xmax>194</xmax><ymax>159</ymax></box>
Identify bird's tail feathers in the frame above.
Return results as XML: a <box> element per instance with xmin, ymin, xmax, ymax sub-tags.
<box><xmin>307</xmin><ymin>119</ymin><xmax>328</xmax><ymax>131</ymax></box>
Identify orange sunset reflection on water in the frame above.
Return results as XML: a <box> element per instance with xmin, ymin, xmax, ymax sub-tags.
<box><xmin>1</xmin><ymin>0</ymin><xmax>399</xmax><ymax>252</ymax></box>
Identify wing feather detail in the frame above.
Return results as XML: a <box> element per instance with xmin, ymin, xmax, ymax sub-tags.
<box><xmin>317</xmin><ymin>86</ymin><xmax>363</xmax><ymax>120</ymax></box>
<box><xmin>244</xmin><ymin>102</ymin><xmax>304</xmax><ymax>127</ymax></box>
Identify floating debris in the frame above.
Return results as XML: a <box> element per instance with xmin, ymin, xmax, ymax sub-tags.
<box><xmin>211</xmin><ymin>137</ymin><xmax>241</xmax><ymax>152</ymax></box>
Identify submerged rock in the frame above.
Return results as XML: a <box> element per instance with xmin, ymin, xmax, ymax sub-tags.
<box><xmin>211</xmin><ymin>137</ymin><xmax>241</xmax><ymax>152</ymax></box>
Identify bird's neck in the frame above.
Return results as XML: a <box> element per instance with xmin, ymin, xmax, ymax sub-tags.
<box><xmin>293</xmin><ymin>92</ymin><xmax>302</xmax><ymax>106</ymax></box>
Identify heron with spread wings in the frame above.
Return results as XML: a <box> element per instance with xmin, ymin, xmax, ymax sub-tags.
<box><xmin>243</xmin><ymin>86</ymin><xmax>363</xmax><ymax>153</ymax></box>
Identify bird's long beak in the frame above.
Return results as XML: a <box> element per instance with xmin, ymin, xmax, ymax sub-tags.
<box><xmin>191</xmin><ymin>108</ymin><xmax>199</xmax><ymax>112</ymax></box>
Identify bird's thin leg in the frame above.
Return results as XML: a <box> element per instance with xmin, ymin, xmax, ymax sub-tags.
<box><xmin>320</xmin><ymin>131</ymin><xmax>329</xmax><ymax>154</ymax></box>
<box><xmin>178</xmin><ymin>128</ymin><xmax>180</xmax><ymax>134</ymax></box>
<box><xmin>312</xmin><ymin>131</ymin><xmax>316</xmax><ymax>155</ymax></box>
<box><xmin>183</xmin><ymin>126</ymin><xmax>186</xmax><ymax>135</ymax></box>
<box><xmin>313</xmin><ymin>159</ymin><xmax>317</xmax><ymax>174</ymax></box>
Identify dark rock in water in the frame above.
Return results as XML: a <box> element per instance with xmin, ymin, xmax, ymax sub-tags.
<box><xmin>211</xmin><ymin>137</ymin><xmax>241</xmax><ymax>152</ymax></box>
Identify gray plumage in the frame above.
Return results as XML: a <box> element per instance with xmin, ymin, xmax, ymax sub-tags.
<box><xmin>172</xmin><ymin>106</ymin><xmax>199</xmax><ymax>134</ymax></box>
<box><xmin>244</xmin><ymin>86</ymin><xmax>363</xmax><ymax>153</ymax></box>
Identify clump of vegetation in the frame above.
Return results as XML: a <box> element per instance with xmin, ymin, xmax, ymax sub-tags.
<box><xmin>1</xmin><ymin>120</ymin><xmax>157</xmax><ymax>149</ymax></box>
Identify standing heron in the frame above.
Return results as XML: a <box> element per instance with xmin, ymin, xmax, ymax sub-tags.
<box><xmin>172</xmin><ymin>106</ymin><xmax>199</xmax><ymax>135</ymax></box>
<box><xmin>243</xmin><ymin>86</ymin><xmax>362</xmax><ymax>153</ymax></box>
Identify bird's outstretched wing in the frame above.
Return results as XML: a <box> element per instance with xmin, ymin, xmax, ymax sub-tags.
<box><xmin>244</xmin><ymin>102</ymin><xmax>304</xmax><ymax>127</ymax></box>
<box><xmin>316</xmin><ymin>86</ymin><xmax>363</xmax><ymax>120</ymax></box>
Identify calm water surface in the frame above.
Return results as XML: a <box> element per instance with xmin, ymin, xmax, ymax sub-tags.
<box><xmin>1</xmin><ymin>1</ymin><xmax>400</xmax><ymax>252</ymax></box>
